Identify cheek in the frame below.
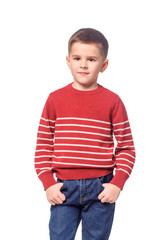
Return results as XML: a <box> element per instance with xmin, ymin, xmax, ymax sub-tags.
<box><xmin>91</xmin><ymin>65</ymin><xmax>101</xmax><ymax>75</ymax></box>
<box><xmin>70</xmin><ymin>62</ymin><xmax>78</xmax><ymax>72</ymax></box>
<box><xmin>70</xmin><ymin>66</ymin><xmax>77</xmax><ymax>74</ymax></box>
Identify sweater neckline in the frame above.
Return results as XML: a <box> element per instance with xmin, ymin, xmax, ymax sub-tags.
<box><xmin>67</xmin><ymin>82</ymin><xmax>103</xmax><ymax>95</ymax></box>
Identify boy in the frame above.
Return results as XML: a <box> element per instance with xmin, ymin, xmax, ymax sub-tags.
<box><xmin>34</xmin><ymin>28</ymin><xmax>135</xmax><ymax>240</ymax></box>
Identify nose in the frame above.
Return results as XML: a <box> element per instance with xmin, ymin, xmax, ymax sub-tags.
<box><xmin>80</xmin><ymin>59</ymin><xmax>88</xmax><ymax>69</ymax></box>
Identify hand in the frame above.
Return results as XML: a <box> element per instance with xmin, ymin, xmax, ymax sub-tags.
<box><xmin>46</xmin><ymin>183</ymin><xmax>66</xmax><ymax>205</ymax></box>
<box><xmin>98</xmin><ymin>183</ymin><xmax>121</xmax><ymax>203</ymax></box>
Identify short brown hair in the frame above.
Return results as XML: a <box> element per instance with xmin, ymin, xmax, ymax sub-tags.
<box><xmin>68</xmin><ymin>28</ymin><xmax>109</xmax><ymax>59</ymax></box>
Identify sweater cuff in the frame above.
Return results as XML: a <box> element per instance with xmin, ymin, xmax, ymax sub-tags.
<box><xmin>110</xmin><ymin>171</ymin><xmax>129</xmax><ymax>190</ymax></box>
<box><xmin>39</xmin><ymin>171</ymin><xmax>57</xmax><ymax>191</ymax></box>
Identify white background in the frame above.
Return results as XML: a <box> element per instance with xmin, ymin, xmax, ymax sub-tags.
<box><xmin>0</xmin><ymin>0</ymin><xmax>160</xmax><ymax>239</ymax></box>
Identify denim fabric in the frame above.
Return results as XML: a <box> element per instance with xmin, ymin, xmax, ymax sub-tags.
<box><xmin>49</xmin><ymin>173</ymin><xmax>115</xmax><ymax>240</ymax></box>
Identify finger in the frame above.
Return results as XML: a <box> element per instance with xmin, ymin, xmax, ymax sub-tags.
<box><xmin>51</xmin><ymin>196</ymin><xmax>60</xmax><ymax>205</ymax></box>
<box><xmin>58</xmin><ymin>192</ymin><xmax>66</xmax><ymax>201</ymax></box>
<box><xmin>49</xmin><ymin>200</ymin><xmax>56</xmax><ymax>206</ymax></box>
<box><xmin>101</xmin><ymin>197</ymin><xmax>108</xmax><ymax>203</ymax></box>
<box><xmin>102</xmin><ymin>183</ymin><xmax>107</xmax><ymax>188</ymax></box>
<box><xmin>57</xmin><ymin>196</ymin><xmax>64</xmax><ymax>204</ymax></box>
<box><xmin>101</xmin><ymin>197</ymin><xmax>113</xmax><ymax>203</ymax></box>
<box><xmin>58</xmin><ymin>182</ymin><xmax>64</xmax><ymax>189</ymax></box>
<box><xmin>98</xmin><ymin>191</ymin><xmax>105</xmax><ymax>200</ymax></box>
<box><xmin>54</xmin><ymin>195</ymin><xmax>64</xmax><ymax>204</ymax></box>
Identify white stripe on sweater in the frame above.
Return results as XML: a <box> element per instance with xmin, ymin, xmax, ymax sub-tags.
<box><xmin>56</xmin><ymin>130</ymin><xmax>111</xmax><ymax>137</ymax></box>
<box><xmin>37</xmin><ymin>169</ymin><xmax>52</xmax><ymax>176</ymax></box>
<box><xmin>115</xmin><ymin>152</ymin><xmax>135</xmax><ymax>159</ymax></box>
<box><xmin>114</xmin><ymin>133</ymin><xmax>132</xmax><ymax>137</ymax></box>
<box><xmin>116</xmin><ymin>168</ymin><xmax>130</xmax><ymax>176</ymax></box>
<box><xmin>35</xmin><ymin>167</ymin><xmax>52</xmax><ymax>170</ymax></box>
<box><xmin>54</xmin><ymin>143</ymin><xmax>113</xmax><ymax>150</ymax></box>
<box><xmin>55</xmin><ymin>123</ymin><xmax>111</xmax><ymax>131</ymax></box>
<box><xmin>116</xmin><ymin>145</ymin><xmax>135</xmax><ymax>148</ymax></box>
<box><xmin>112</xmin><ymin>120</ymin><xmax>129</xmax><ymax>126</ymax></box>
<box><xmin>36</xmin><ymin>143</ymin><xmax>54</xmax><ymax>147</ymax></box>
<box><xmin>113</xmin><ymin>127</ymin><xmax>130</xmax><ymax>132</ymax></box>
<box><xmin>39</xmin><ymin>124</ymin><xmax>55</xmax><ymax>129</ymax></box>
<box><xmin>52</xmin><ymin>161</ymin><xmax>115</xmax><ymax>168</ymax></box>
<box><xmin>37</xmin><ymin>137</ymin><xmax>53</xmax><ymax>141</ymax></box>
<box><xmin>55</xmin><ymin>137</ymin><xmax>113</xmax><ymax>144</ymax></box>
<box><xmin>117</xmin><ymin>139</ymin><xmax>133</xmax><ymax>143</ymax></box>
<box><xmin>35</xmin><ymin>161</ymin><xmax>53</xmax><ymax>164</ymax></box>
<box><xmin>41</xmin><ymin>117</ymin><xmax>55</xmax><ymax>123</ymax></box>
<box><xmin>57</xmin><ymin>117</ymin><xmax>110</xmax><ymax>125</ymax></box>
<box><xmin>54</xmin><ymin>150</ymin><xmax>113</xmax><ymax>155</ymax></box>
<box><xmin>116</xmin><ymin>163</ymin><xmax>133</xmax><ymax>170</ymax></box>
<box><xmin>35</xmin><ymin>149</ymin><xmax>53</xmax><ymax>152</ymax></box>
<box><xmin>52</xmin><ymin>155</ymin><xmax>113</xmax><ymax>161</ymax></box>
<box><xmin>116</xmin><ymin>158</ymin><xmax>135</xmax><ymax>164</ymax></box>
<box><xmin>35</xmin><ymin>155</ymin><xmax>52</xmax><ymax>158</ymax></box>
<box><xmin>38</xmin><ymin>131</ymin><xmax>54</xmax><ymax>135</ymax></box>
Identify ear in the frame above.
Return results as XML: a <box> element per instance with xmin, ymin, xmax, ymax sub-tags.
<box><xmin>66</xmin><ymin>56</ymin><xmax>71</xmax><ymax>69</ymax></box>
<box><xmin>100</xmin><ymin>59</ymin><xmax>109</xmax><ymax>73</ymax></box>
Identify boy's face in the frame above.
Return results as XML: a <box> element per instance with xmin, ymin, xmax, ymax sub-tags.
<box><xmin>66</xmin><ymin>42</ymin><xmax>108</xmax><ymax>89</ymax></box>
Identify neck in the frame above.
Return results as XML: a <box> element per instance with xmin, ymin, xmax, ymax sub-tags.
<box><xmin>72</xmin><ymin>81</ymin><xmax>98</xmax><ymax>91</ymax></box>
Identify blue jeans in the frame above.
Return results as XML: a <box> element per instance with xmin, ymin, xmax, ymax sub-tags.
<box><xmin>49</xmin><ymin>173</ymin><xmax>115</xmax><ymax>240</ymax></box>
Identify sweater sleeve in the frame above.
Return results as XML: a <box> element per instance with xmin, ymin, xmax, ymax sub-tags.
<box><xmin>34</xmin><ymin>93</ymin><xmax>57</xmax><ymax>190</ymax></box>
<box><xmin>110</xmin><ymin>97</ymin><xmax>136</xmax><ymax>190</ymax></box>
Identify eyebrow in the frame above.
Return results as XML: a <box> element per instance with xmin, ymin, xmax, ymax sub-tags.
<box><xmin>71</xmin><ymin>54</ymin><xmax>98</xmax><ymax>59</ymax></box>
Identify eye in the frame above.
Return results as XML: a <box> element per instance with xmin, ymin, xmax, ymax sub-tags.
<box><xmin>88</xmin><ymin>58</ymin><xmax>96</xmax><ymax>62</ymax></box>
<box><xmin>74</xmin><ymin>57</ymin><xmax>80</xmax><ymax>61</ymax></box>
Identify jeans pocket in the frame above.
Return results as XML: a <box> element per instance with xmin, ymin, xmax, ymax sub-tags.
<box><xmin>57</xmin><ymin>179</ymin><xmax>66</xmax><ymax>191</ymax></box>
<box><xmin>96</xmin><ymin>177</ymin><xmax>105</xmax><ymax>190</ymax></box>
<box><xmin>105</xmin><ymin>173</ymin><xmax>114</xmax><ymax>183</ymax></box>
<box><xmin>96</xmin><ymin>173</ymin><xmax>114</xmax><ymax>189</ymax></box>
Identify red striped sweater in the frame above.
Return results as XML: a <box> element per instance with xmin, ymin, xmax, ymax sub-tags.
<box><xmin>34</xmin><ymin>82</ymin><xmax>135</xmax><ymax>190</ymax></box>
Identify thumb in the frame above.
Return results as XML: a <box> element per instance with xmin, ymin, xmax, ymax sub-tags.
<box><xmin>58</xmin><ymin>191</ymin><xmax>66</xmax><ymax>201</ymax></box>
<box><xmin>58</xmin><ymin>182</ymin><xmax>63</xmax><ymax>189</ymax></box>
<box><xmin>102</xmin><ymin>183</ymin><xmax>108</xmax><ymax>188</ymax></box>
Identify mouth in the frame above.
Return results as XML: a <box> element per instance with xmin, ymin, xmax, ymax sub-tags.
<box><xmin>78</xmin><ymin>72</ymin><xmax>89</xmax><ymax>76</ymax></box>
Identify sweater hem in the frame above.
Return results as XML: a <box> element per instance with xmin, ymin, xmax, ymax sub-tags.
<box><xmin>55</xmin><ymin>168</ymin><xmax>113</xmax><ymax>181</ymax></box>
